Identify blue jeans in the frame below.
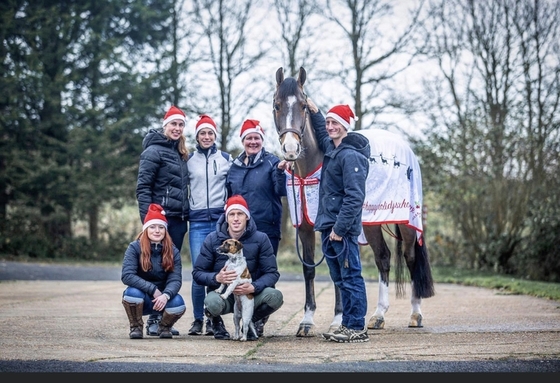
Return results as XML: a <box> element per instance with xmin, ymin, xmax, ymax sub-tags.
<box><xmin>188</xmin><ymin>220</ymin><xmax>217</xmax><ymax>321</ymax></box>
<box><xmin>321</xmin><ymin>230</ymin><xmax>368</xmax><ymax>330</ymax></box>
<box><xmin>122</xmin><ymin>287</ymin><xmax>186</xmax><ymax>315</ymax></box>
<box><xmin>166</xmin><ymin>216</ymin><xmax>188</xmax><ymax>252</ymax></box>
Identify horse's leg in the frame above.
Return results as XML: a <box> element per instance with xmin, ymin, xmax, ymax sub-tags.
<box><xmin>296</xmin><ymin>221</ymin><xmax>318</xmax><ymax>337</ymax></box>
<box><xmin>396</xmin><ymin>224</ymin><xmax>434</xmax><ymax>328</ymax></box>
<box><xmin>361</xmin><ymin>225</ymin><xmax>391</xmax><ymax>330</ymax></box>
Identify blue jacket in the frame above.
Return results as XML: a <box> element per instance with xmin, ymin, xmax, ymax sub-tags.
<box><xmin>188</xmin><ymin>143</ymin><xmax>232</xmax><ymax>222</ymax></box>
<box><xmin>225</xmin><ymin>148</ymin><xmax>287</xmax><ymax>239</ymax></box>
<box><xmin>192</xmin><ymin>214</ymin><xmax>280</xmax><ymax>295</ymax></box>
<box><xmin>311</xmin><ymin>111</ymin><xmax>370</xmax><ymax>237</ymax></box>
<box><xmin>136</xmin><ymin>129</ymin><xmax>189</xmax><ymax>222</ymax></box>
<box><xmin>121</xmin><ymin>240</ymin><xmax>183</xmax><ymax>299</ymax></box>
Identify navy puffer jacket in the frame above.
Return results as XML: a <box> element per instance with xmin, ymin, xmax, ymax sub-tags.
<box><xmin>136</xmin><ymin>129</ymin><xmax>189</xmax><ymax>222</ymax></box>
<box><xmin>192</xmin><ymin>214</ymin><xmax>280</xmax><ymax>295</ymax></box>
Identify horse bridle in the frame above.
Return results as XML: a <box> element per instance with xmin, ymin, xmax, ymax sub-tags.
<box><xmin>272</xmin><ymin>92</ymin><xmax>310</xmax><ymax>143</ymax></box>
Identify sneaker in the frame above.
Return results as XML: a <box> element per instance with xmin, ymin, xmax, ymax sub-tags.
<box><xmin>204</xmin><ymin>318</ymin><xmax>214</xmax><ymax>336</ymax></box>
<box><xmin>321</xmin><ymin>325</ymin><xmax>342</xmax><ymax>340</ymax></box>
<box><xmin>212</xmin><ymin>316</ymin><xmax>230</xmax><ymax>340</ymax></box>
<box><xmin>326</xmin><ymin>325</ymin><xmax>369</xmax><ymax>343</ymax></box>
<box><xmin>188</xmin><ymin>319</ymin><xmax>203</xmax><ymax>335</ymax></box>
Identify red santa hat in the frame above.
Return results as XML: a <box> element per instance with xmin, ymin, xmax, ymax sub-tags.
<box><xmin>240</xmin><ymin>119</ymin><xmax>265</xmax><ymax>141</ymax></box>
<box><xmin>195</xmin><ymin>114</ymin><xmax>218</xmax><ymax>137</ymax></box>
<box><xmin>325</xmin><ymin>104</ymin><xmax>359</xmax><ymax>131</ymax></box>
<box><xmin>162</xmin><ymin>105</ymin><xmax>186</xmax><ymax>128</ymax></box>
<box><xmin>143</xmin><ymin>203</ymin><xmax>168</xmax><ymax>231</ymax></box>
<box><xmin>224</xmin><ymin>194</ymin><xmax>250</xmax><ymax>219</ymax></box>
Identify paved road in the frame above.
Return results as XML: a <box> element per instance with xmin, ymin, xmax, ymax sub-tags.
<box><xmin>0</xmin><ymin>260</ymin><xmax>559</xmax><ymax>374</ymax></box>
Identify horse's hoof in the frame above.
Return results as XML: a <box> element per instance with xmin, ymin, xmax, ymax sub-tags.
<box><xmin>408</xmin><ymin>313</ymin><xmax>423</xmax><ymax>328</ymax></box>
<box><xmin>296</xmin><ymin>324</ymin><xmax>315</xmax><ymax>337</ymax></box>
<box><xmin>367</xmin><ymin>315</ymin><xmax>385</xmax><ymax>330</ymax></box>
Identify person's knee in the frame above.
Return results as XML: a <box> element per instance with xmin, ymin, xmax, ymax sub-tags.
<box><xmin>262</xmin><ymin>288</ymin><xmax>284</xmax><ymax>310</ymax></box>
<box><xmin>204</xmin><ymin>291</ymin><xmax>227</xmax><ymax>316</ymax></box>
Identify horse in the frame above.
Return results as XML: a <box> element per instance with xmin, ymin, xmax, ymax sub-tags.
<box><xmin>273</xmin><ymin>66</ymin><xmax>435</xmax><ymax>337</ymax></box>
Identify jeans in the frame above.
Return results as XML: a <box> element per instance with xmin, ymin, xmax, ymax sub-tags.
<box><xmin>204</xmin><ymin>287</ymin><xmax>284</xmax><ymax>318</ymax></box>
<box><xmin>166</xmin><ymin>215</ymin><xmax>188</xmax><ymax>252</ymax></box>
<box><xmin>321</xmin><ymin>230</ymin><xmax>368</xmax><ymax>330</ymax></box>
<box><xmin>122</xmin><ymin>286</ymin><xmax>186</xmax><ymax>315</ymax></box>
<box><xmin>188</xmin><ymin>220</ymin><xmax>217</xmax><ymax>321</ymax></box>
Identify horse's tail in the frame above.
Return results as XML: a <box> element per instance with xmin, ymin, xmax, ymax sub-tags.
<box><xmin>394</xmin><ymin>225</ymin><xmax>435</xmax><ymax>299</ymax></box>
<box><xmin>395</xmin><ymin>225</ymin><xmax>407</xmax><ymax>299</ymax></box>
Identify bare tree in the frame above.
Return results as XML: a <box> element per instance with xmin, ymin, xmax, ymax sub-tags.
<box><xmin>322</xmin><ymin>0</ymin><xmax>427</xmax><ymax>130</ymax></box>
<box><xmin>190</xmin><ymin>0</ymin><xmax>269</xmax><ymax>153</ymax></box>
<box><xmin>272</xmin><ymin>0</ymin><xmax>321</xmax><ymax>77</ymax></box>
<box><xmin>415</xmin><ymin>0</ymin><xmax>560</xmax><ymax>278</ymax></box>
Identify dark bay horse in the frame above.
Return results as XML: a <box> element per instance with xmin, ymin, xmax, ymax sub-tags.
<box><xmin>273</xmin><ymin>67</ymin><xmax>435</xmax><ymax>337</ymax></box>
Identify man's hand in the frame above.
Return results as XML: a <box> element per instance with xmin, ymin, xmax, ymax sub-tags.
<box><xmin>307</xmin><ymin>97</ymin><xmax>318</xmax><ymax>113</ymax></box>
<box><xmin>217</xmin><ymin>265</ymin><xmax>237</xmax><ymax>284</ymax></box>
<box><xmin>233</xmin><ymin>282</ymin><xmax>255</xmax><ymax>295</ymax></box>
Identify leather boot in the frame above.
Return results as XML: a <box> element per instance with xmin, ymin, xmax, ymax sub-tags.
<box><xmin>157</xmin><ymin>309</ymin><xmax>185</xmax><ymax>339</ymax></box>
<box><xmin>147</xmin><ymin>313</ymin><xmax>180</xmax><ymax>336</ymax></box>
<box><xmin>252</xmin><ymin>303</ymin><xmax>276</xmax><ymax>337</ymax></box>
<box><xmin>122</xmin><ymin>299</ymin><xmax>144</xmax><ymax>339</ymax></box>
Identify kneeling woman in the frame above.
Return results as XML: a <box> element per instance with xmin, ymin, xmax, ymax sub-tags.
<box><xmin>121</xmin><ymin>203</ymin><xmax>186</xmax><ymax>339</ymax></box>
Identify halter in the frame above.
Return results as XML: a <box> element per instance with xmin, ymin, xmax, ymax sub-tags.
<box><xmin>272</xmin><ymin>91</ymin><xmax>310</xmax><ymax>144</ymax></box>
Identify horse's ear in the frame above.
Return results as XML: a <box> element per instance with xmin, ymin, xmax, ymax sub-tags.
<box><xmin>276</xmin><ymin>67</ymin><xmax>284</xmax><ymax>86</ymax></box>
<box><xmin>297</xmin><ymin>67</ymin><xmax>306</xmax><ymax>87</ymax></box>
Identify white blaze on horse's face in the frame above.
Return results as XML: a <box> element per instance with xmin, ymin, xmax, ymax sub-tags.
<box><xmin>281</xmin><ymin>95</ymin><xmax>302</xmax><ymax>161</ymax></box>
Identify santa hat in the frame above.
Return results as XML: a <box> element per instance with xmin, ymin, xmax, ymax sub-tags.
<box><xmin>195</xmin><ymin>114</ymin><xmax>218</xmax><ymax>137</ymax></box>
<box><xmin>240</xmin><ymin>119</ymin><xmax>265</xmax><ymax>141</ymax></box>
<box><xmin>162</xmin><ymin>105</ymin><xmax>186</xmax><ymax>128</ymax></box>
<box><xmin>325</xmin><ymin>104</ymin><xmax>359</xmax><ymax>130</ymax></box>
<box><xmin>224</xmin><ymin>194</ymin><xmax>250</xmax><ymax>219</ymax></box>
<box><xmin>143</xmin><ymin>203</ymin><xmax>168</xmax><ymax>231</ymax></box>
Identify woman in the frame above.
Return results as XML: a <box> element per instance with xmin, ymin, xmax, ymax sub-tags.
<box><xmin>225</xmin><ymin>119</ymin><xmax>291</xmax><ymax>337</ymax></box>
<box><xmin>121</xmin><ymin>203</ymin><xmax>186</xmax><ymax>339</ymax></box>
<box><xmin>186</xmin><ymin>114</ymin><xmax>232</xmax><ymax>336</ymax></box>
<box><xmin>136</xmin><ymin>104</ymin><xmax>189</xmax><ymax>336</ymax></box>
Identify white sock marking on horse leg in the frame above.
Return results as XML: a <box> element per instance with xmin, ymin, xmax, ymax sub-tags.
<box><xmin>374</xmin><ymin>273</ymin><xmax>390</xmax><ymax>317</ymax></box>
<box><xmin>302</xmin><ymin>308</ymin><xmax>315</xmax><ymax>325</ymax></box>
<box><xmin>410</xmin><ymin>282</ymin><xmax>422</xmax><ymax>315</ymax></box>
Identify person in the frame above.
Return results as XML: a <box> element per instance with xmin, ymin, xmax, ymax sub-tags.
<box><xmin>225</xmin><ymin>119</ymin><xmax>291</xmax><ymax>336</ymax></box>
<box><xmin>225</xmin><ymin>119</ymin><xmax>291</xmax><ymax>257</ymax></box>
<box><xmin>186</xmin><ymin>114</ymin><xmax>233</xmax><ymax>336</ymax></box>
<box><xmin>136</xmin><ymin>104</ymin><xmax>189</xmax><ymax>336</ymax></box>
<box><xmin>192</xmin><ymin>194</ymin><xmax>284</xmax><ymax>341</ymax></box>
<box><xmin>309</xmin><ymin>103</ymin><xmax>371</xmax><ymax>343</ymax></box>
<box><xmin>121</xmin><ymin>203</ymin><xmax>186</xmax><ymax>339</ymax></box>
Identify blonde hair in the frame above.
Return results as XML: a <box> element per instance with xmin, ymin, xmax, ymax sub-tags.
<box><xmin>136</xmin><ymin>229</ymin><xmax>175</xmax><ymax>272</ymax></box>
<box><xmin>162</xmin><ymin>126</ymin><xmax>189</xmax><ymax>160</ymax></box>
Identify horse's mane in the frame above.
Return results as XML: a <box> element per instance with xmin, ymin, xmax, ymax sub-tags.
<box><xmin>276</xmin><ymin>77</ymin><xmax>302</xmax><ymax>99</ymax></box>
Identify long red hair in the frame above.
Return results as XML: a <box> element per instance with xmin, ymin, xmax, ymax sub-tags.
<box><xmin>136</xmin><ymin>230</ymin><xmax>175</xmax><ymax>272</ymax></box>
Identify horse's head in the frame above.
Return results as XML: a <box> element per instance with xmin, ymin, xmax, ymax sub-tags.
<box><xmin>273</xmin><ymin>67</ymin><xmax>310</xmax><ymax>161</ymax></box>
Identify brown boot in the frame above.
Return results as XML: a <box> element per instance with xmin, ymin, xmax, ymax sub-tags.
<box><xmin>122</xmin><ymin>299</ymin><xmax>144</xmax><ymax>339</ymax></box>
<box><xmin>157</xmin><ymin>309</ymin><xmax>185</xmax><ymax>339</ymax></box>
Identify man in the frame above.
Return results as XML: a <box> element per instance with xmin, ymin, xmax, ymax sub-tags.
<box><xmin>309</xmin><ymin>102</ymin><xmax>371</xmax><ymax>343</ymax></box>
<box><xmin>192</xmin><ymin>194</ymin><xmax>284</xmax><ymax>340</ymax></box>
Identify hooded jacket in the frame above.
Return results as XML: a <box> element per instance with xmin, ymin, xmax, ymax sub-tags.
<box><xmin>136</xmin><ymin>129</ymin><xmax>189</xmax><ymax>222</ymax></box>
<box><xmin>310</xmin><ymin>111</ymin><xmax>370</xmax><ymax>237</ymax></box>
<box><xmin>192</xmin><ymin>214</ymin><xmax>280</xmax><ymax>295</ymax></box>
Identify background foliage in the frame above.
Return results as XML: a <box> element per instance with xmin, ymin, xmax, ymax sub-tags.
<box><xmin>1</xmin><ymin>0</ymin><xmax>558</xmax><ymax>283</ymax></box>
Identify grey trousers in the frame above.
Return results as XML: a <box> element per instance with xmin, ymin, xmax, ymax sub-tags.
<box><xmin>204</xmin><ymin>287</ymin><xmax>283</xmax><ymax>317</ymax></box>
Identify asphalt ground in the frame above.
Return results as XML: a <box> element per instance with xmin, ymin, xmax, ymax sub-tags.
<box><xmin>0</xmin><ymin>260</ymin><xmax>559</xmax><ymax>375</ymax></box>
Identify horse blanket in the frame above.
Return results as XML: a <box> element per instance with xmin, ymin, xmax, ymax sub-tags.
<box><xmin>285</xmin><ymin>128</ymin><xmax>424</xmax><ymax>244</ymax></box>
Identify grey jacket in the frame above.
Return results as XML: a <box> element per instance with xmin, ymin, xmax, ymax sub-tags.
<box><xmin>188</xmin><ymin>144</ymin><xmax>232</xmax><ymax>222</ymax></box>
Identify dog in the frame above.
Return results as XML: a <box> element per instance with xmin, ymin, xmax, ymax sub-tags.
<box><xmin>215</xmin><ymin>238</ymin><xmax>257</xmax><ymax>341</ymax></box>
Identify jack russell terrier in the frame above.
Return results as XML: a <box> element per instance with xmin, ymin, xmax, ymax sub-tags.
<box><xmin>216</xmin><ymin>238</ymin><xmax>257</xmax><ymax>341</ymax></box>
